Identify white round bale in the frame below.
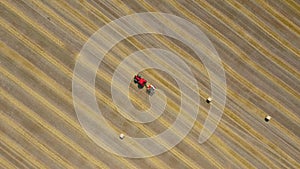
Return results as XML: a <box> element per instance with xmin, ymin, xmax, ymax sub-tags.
<box><xmin>265</xmin><ymin>115</ymin><xmax>271</xmax><ymax>122</ymax></box>
<box><xmin>206</xmin><ymin>97</ymin><xmax>212</xmax><ymax>103</ymax></box>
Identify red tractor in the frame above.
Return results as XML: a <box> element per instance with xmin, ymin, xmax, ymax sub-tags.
<box><xmin>134</xmin><ymin>74</ymin><xmax>147</xmax><ymax>89</ymax></box>
<box><xmin>133</xmin><ymin>74</ymin><xmax>156</xmax><ymax>96</ymax></box>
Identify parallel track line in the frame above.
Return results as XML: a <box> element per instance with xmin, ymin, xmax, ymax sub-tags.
<box><xmin>0</xmin><ymin>67</ymin><xmax>110</xmax><ymax>169</ymax></box>
<box><xmin>44</xmin><ymin>0</ymin><xmax>298</xmax><ymax>166</ymax></box>
<box><xmin>157</xmin><ymin>0</ymin><xmax>300</xmax><ymax>126</ymax></box>
<box><xmin>226</xmin><ymin>0</ymin><xmax>300</xmax><ymax>58</ymax></box>
<box><xmin>0</xmin><ymin>112</ymin><xmax>73</xmax><ymax>169</ymax></box>
<box><xmin>0</xmin><ymin>149</ymin><xmax>19</xmax><ymax>169</ymax></box>
<box><xmin>254</xmin><ymin>0</ymin><xmax>300</xmax><ymax>36</ymax></box>
<box><xmin>15</xmin><ymin>1</ymin><xmax>211</xmax><ymax>168</ymax></box>
<box><xmin>1</xmin><ymin>40</ymin><xmax>207</xmax><ymax>169</ymax></box>
<box><xmin>0</xmin><ymin>145</ymin><xmax>29</xmax><ymax>169</ymax></box>
<box><xmin>173</xmin><ymin>0</ymin><xmax>300</xmax><ymax>98</ymax></box>
<box><xmin>0</xmin><ymin>17</ymin><xmax>167</xmax><ymax>169</ymax></box>
<box><xmin>22</xmin><ymin>0</ymin><xmax>87</xmax><ymax>41</ymax></box>
<box><xmin>0</xmin><ymin>131</ymin><xmax>46</xmax><ymax>169</ymax></box>
<box><xmin>280</xmin><ymin>0</ymin><xmax>300</xmax><ymax>16</ymax></box>
<box><xmin>2</xmin><ymin>1</ymin><xmax>298</xmax><ymax>168</ymax></box>
<box><xmin>0</xmin><ymin>1</ymin><xmax>65</xmax><ymax>48</ymax></box>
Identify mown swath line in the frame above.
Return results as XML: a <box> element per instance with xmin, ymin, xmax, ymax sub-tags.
<box><xmin>0</xmin><ymin>149</ymin><xmax>18</xmax><ymax>169</ymax></box>
<box><xmin>221</xmin><ymin>103</ymin><xmax>299</xmax><ymax>167</ymax></box>
<box><xmin>172</xmin><ymin>0</ymin><xmax>300</xmax><ymax>98</ymax></box>
<box><xmin>101</xmin><ymin>2</ymin><xmax>300</xmax><ymax>165</ymax></box>
<box><xmin>125</xmin><ymin>0</ymin><xmax>296</xmax><ymax>131</ymax></box>
<box><xmin>151</xmin><ymin>0</ymin><xmax>300</xmax><ymax>126</ymax></box>
<box><xmin>107</xmin><ymin>49</ymin><xmax>276</xmax><ymax>167</ymax></box>
<box><xmin>0</xmin><ymin>160</ymin><xmax>14</xmax><ymax>169</ymax></box>
<box><xmin>97</xmin><ymin>42</ymin><xmax>276</xmax><ymax>168</ymax></box>
<box><xmin>9</xmin><ymin>1</ymin><xmax>211</xmax><ymax>168</ymax></box>
<box><xmin>8</xmin><ymin>23</ymin><xmax>206</xmax><ymax>168</ymax></box>
<box><xmin>82</xmin><ymin>55</ymin><xmax>225</xmax><ymax>168</ymax></box>
<box><xmin>280</xmin><ymin>0</ymin><xmax>300</xmax><ymax>16</ymax></box>
<box><xmin>3</xmin><ymin>37</ymin><xmax>203</xmax><ymax>168</ymax></box>
<box><xmin>0</xmin><ymin>16</ymin><xmax>168</xmax><ymax>169</ymax></box>
<box><xmin>170</xmin><ymin>47</ymin><xmax>300</xmax><ymax>166</ymax></box>
<box><xmin>172</xmin><ymin>68</ymin><xmax>296</xmax><ymax>166</ymax></box>
<box><xmin>226</xmin><ymin>0</ymin><xmax>300</xmax><ymax>58</ymax></box>
<box><xmin>53</xmin><ymin>1</ymin><xmax>298</xmax><ymax>167</ymax></box>
<box><xmin>0</xmin><ymin>16</ymin><xmax>99</xmax><ymax>143</ymax></box>
<box><xmin>224</xmin><ymin>82</ymin><xmax>297</xmax><ymax>165</ymax></box>
<box><xmin>77</xmin><ymin>83</ymin><xmax>198</xmax><ymax>168</ymax></box>
<box><xmin>136</xmin><ymin>46</ymin><xmax>300</xmax><ymax>164</ymax></box>
<box><xmin>73</xmin><ymin>60</ymin><xmax>202</xmax><ymax>167</ymax></box>
<box><xmin>104</xmin><ymin>2</ymin><xmax>296</xmax><ymax>122</ymax></box>
<box><xmin>223</xmin><ymin>104</ymin><xmax>300</xmax><ymax>168</ymax></box>
<box><xmin>0</xmin><ymin>144</ymin><xmax>29</xmax><ymax>169</ymax></box>
<box><xmin>227</xmin><ymin>85</ymin><xmax>300</xmax><ymax>146</ymax></box>
<box><xmin>2</xmin><ymin>52</ymin><xmax>255</xmax><ymax>169</ymax></box>
<box><xmin>38</xmin><ymin>0</ymin><xmax>300</xmax><ymax>129</ymax></box>
<box><xmin>26</xmin><ymin>0</ymin><xmax>300</xmax><ymax>109</ymax></box>
<box><xmin>255</xmin><ymin>0</ymin><xmax>300</xmax><ymax>37</ymax></box>
<box><xmin>0</xmin><ymin>1</ymin><xmax>253</xmax><ymax>169</ymax></box>
<box><xmin>49</xmin><ymin>0</ymin><xmax>99</xmax><ymax>31</ymax></box>
<box><xmin>120</xmin><ymin>2</ymin><xmax>300</xmax><ymax>160</ymax></box>
<box><xmin>75</xmin><ymin>29</ymin><xmax>234</xmax><ymax>168</ymax></box>
<box><xmin>0</xmin><ymin>0</ymin><xmax>65</xmax><ymax>48</ymax></box>
<box><xmin>170</xmin><ymin>62</ymin><xmax>295</xmax><ymax>166</ymax></box>
<box><xmin>0</xmin><ymin>17</ymin><xmax>72</xmax><ymax>78</ymax></box>
<box><xmin>224</xmin><ymin>63</ymin><xmax>300</xmax><ymax>125</ymax></box>
<box><xmin>0</xmin><ymin>22</ymin><xmax>162</xmax><ymax>168</ymax></box>
<box><xmin>77</xmin><ymin>37</ymin><xmax>257</xmax><ymax>168</ymax></box>
<box><xmin>0</xmin><ymin>18</ymin><xmax>282</xmax><ymax>169</ymax></box>
<box><xmin>21</xmin><ymin>0</ymin><xmax>87</xmax><ymax>41</ymax></box>
<box><xmin>219</xmin><ymin>117</ymin><xmax>291</xmax><ymax>169</ymax></box>
<box><xmin>0</xmin><ymin>67</ymin><xmax>110</xmax><ymax>169</ymax></box>
<box><xmin>0</xmin><ymin>47</ymin><xmax>156</xmax><ymax>169</ymax></box>
<box><xmin>2</xmin><ymin>0</ymin><xmax>298</xmax><ymax>168</ymax></box>
<box><xmin>0</xmin><ymin>130</ymin><xmax>47</xmax><ymax>169</ymax></box>
<box><xmin>0</xmin><ymin>112</ymin><xmax>73</xmax><ymax>169</ymax></box>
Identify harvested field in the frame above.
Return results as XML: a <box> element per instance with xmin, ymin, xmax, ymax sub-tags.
<box><xmin>0</xmin><ymin>0</ymin><xmax>299</xmax><ymax>168</ymax></box>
